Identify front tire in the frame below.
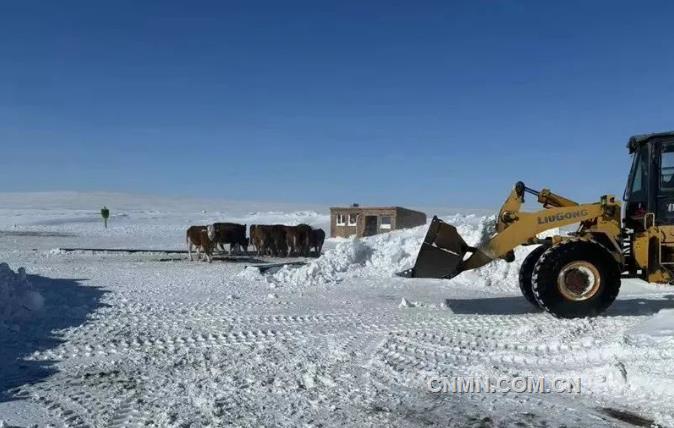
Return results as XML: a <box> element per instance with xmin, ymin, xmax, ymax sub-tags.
<box><xmin>518</xmin><ymin>245</ymin><xmax>548</xmax><ymax>309</ymax></box>
<box><xmin>532</xmin><ymin>240</ymin><xmax>621</xmax><ymax>318</ymax></box>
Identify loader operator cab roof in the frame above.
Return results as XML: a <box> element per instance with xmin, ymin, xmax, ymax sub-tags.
<box><xmin>627</xmin><ymin>131</ymin><xmax>674</xmax><ymax>153</ymax></box>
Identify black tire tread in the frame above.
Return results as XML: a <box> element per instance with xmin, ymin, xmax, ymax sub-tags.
<box><xmin>531</xmin><ymin>239</ymin><xmax>621</xmax><ymax>318</ymax></box>
<box><xmin>518</xmin><ymin>245</ymin><xmax>548</xmax><ymax>309</ymax></box>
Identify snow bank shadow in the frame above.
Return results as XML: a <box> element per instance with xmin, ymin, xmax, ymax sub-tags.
<box><xmin>446</xmin><ymin>295</ymin><xmax>674</xmax><ymax>316</ymax></box>
<box><xmin>157</xmin><ymin>255</ymin><xmax>269</xmax><ymax>263</ymax></box>
<box><xmin>608</xmin><ymin>295</ymin><xmax>674</xmax><ymax>316</ymax></box>
<box><xmin>0</xmin><ymin>275</ymin><xmax>108</xmax><ymax>402</ymax></box>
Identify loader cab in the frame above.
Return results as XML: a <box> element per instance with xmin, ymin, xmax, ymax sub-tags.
<box><xmin>624</xmin><ymin>131</ymin><xmax>674</xmax><ymax>230</ymax></box>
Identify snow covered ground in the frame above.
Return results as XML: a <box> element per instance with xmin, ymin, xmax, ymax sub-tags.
<box><xmin>1</xmin><ymin>192</ymin><xmax>674</xmax><ymax>427</ymax></box>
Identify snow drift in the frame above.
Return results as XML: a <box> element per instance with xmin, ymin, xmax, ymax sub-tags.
<box><xmin>0</xmin><ymin>263</ymin><xmax>44</xmax><ymax>322</ymax></box>
<box><xmin>270</xmin><ymin>214</ymin><xmax>535</xmax><ymax>290</ymax></box>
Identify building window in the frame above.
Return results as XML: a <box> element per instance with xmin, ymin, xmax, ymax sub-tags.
<box><xmin>380</xmin><ymin>215</ymin><xmax>392</xmax><ymax>229</ymax></box>
<box><xmin>336</xmin><ymin>214</ymin><xmax>347</xmax><ymax>226</ymax></box>
<box><xmin>348</xmin><ymin>213</ymin><xmax>358</xmax><ymax>226</ymax></box>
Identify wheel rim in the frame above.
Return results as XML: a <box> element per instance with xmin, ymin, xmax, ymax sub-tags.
<box><xmin>557</xmin><ymin>261</ymin><xmax>601</xmax><ymax>301</ymax></box>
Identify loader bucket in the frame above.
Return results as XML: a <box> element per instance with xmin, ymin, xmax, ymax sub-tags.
<box><xmin>398</xmin><ymin>216</ymin><xmax>474</xmax><ymax>279</ymax></box>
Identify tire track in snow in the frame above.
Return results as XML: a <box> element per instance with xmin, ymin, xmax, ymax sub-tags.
<box><xmin>364</xmin><ymin>316</ymin><xmax>674</xmax><ymax>427</ymax></box>
<box><xmin>32</xmin><ymin>313</ymin><xmax>550</xmax><ymax>362</ymax></box>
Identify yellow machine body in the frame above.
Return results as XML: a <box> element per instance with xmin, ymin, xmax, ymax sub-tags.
<box><xmin>400</xmin><ymin>132</ymin><xmax>674</xmax><ymax>317</ymax></box>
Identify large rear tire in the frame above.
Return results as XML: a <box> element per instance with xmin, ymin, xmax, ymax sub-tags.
<box><xmin>532</xmin><ymin>240</ymin><xmax>621</xmax><ymax>318</ymax></box>
<box><xmin>518</xmin><ymin>245</ymin><xmax>548</xmax><ymax>309</ymax></box>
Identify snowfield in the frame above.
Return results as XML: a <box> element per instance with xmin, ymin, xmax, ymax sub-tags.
<box><xmin>1</xmin><ymin>193</ymin><xmax>674</xmax><ymax>427</ymax></box>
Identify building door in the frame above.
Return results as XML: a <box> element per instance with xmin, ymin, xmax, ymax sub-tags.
<box><xmin>363</xmin><ymin>216</ymin><xmax>378</xmax><ymax>236</ymax></box>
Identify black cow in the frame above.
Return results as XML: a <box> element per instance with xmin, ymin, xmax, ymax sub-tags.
<box><xmin>310</xmin><ymin>228</ymin><xmax>325</xmax><ymax>257</ymax></box>
<box><xmin>212</xmin><ymin>222</ymin><xmax>248</xmax><ymax>255</ymax></box>
<box><xmin>270</xmin><ymin>225</ymin><xmax>288</xmax><ymax>257</ymax></box>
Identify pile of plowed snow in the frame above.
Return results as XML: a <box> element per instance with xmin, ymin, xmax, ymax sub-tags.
<box><xmin>269</xmin><ymin>214</ymin><xmax>535</xmax><ymax>290</ymax></box>
<box><xmin>0</xmin><ymin>263</ymin><xmax>44</xmax><ymax>322</ymax></box>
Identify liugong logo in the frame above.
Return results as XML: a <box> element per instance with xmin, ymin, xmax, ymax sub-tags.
<box><xmin>537</xmin><ymin>209</ymin><xmax>589</xmax><ymax>225</ymax></box>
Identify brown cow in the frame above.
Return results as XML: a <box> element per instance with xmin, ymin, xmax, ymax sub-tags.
<box><xmin>287</xmin><ymin>224</ymin><xmax>312</xmax><ymax>257</ymax></box>
<box><xmin>310</xmin><ymin>228</ymin><xmax>325</xmax><ymax>257</ymax></box>
<box><xmin>283</xmin><ymin>225</ymin><xmax>302</xmax><ymax>256</ymax></box>
<box><xmin>250</xmin><ymin>224</ymin><xmax>288</xmax><ymax>257</ymax></box>
<box><xmin>186</xmin><ymin>225</ymin><xmax>215</xmax><ymax>262</ymax></box>
<box><xmin>250</xmin><ymin>224</ymin><xmax>270</xmax><ymax>256</ymax></box>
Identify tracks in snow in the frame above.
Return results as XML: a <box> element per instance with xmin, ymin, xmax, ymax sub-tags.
<box><xmin>13</xmin><ymin>256</ymin><xmax>674</xmax><ymax>427</ymax></box>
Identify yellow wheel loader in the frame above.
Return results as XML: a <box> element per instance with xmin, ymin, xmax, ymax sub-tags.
<box><xmin>400</xmin><ymin>131</ymin><xmax>674</xmax><ymax>318</ymax></box>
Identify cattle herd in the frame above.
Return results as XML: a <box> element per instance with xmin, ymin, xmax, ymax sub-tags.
<box><xmin>186</xmin><ymin>222</ymin><xmax>325</xmax><ymax>262</ymax></box>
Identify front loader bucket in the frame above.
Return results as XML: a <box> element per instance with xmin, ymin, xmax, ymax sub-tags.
<box><xmin>398</xmin><ymin>216</ymin><xmax>473</xmax><ymax>279</ymax></box>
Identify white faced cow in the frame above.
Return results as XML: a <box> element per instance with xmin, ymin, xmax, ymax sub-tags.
<box><xmin>186</xmin><ymin>225</ymin><xmax>216</xmax><ymax>262</ymax></box>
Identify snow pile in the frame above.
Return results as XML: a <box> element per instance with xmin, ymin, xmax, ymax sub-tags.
<box><xmin>628</xmin><ymin>309</ymin><xmax>674</xmax><ymax>344</ymax></box>
<box><xmin>270</xmin><ymin>214</ymin><xmax>535</xmax><ymax>289</ymax></box>
<box><xmin>236</xmin><ymin>266</ymin><xmax>265</xmax><ymax>281</ymax></box>
<box><xmin>0</xmin><ymin>263</ymin><xmax>44</xmax><ymax>322</ymax></box>
<box><xmin>457</xmin><ymin>246</ymin><xmax>533</xmax><ymax>290</ymax></box>
<box><xmin>398</xmin><ymin>298</ymin><xmax>415</xmax><ymax>308</ymax></box>
<box><xmin>271</xmin><ymin>238</ymin><xmax>374</xmax><ymax>286</ymax></box>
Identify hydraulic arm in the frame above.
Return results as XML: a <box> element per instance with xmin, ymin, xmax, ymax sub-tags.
<box><xmin>400</xmin><ymin>181</ymin><xmax>621</xmax><ymax>279</ymax></box>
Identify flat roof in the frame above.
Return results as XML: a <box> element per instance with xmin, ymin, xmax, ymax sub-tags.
<box><xmin>329</xmin><ymin>206</ymin><xmax>424</xmax><ymax>213</ymax></box>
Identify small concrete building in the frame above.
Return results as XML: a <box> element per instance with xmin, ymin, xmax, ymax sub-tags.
<box><xmin>330</xmin><ymin>205</ymin><xmax>427</xmax><ymax>238</ymax></box>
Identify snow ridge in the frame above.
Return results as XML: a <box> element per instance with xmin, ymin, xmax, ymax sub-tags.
<box><xmin>270</xmin><ymin>214</ymin><xmax>534</xmax><ymax>290</ymax></box>
<box><xmin>0</xmin><ymin>263</ymin><xmax>44</xmax><ymax>322</ymax></box>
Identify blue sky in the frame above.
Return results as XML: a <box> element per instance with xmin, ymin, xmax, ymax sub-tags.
<box><xmin>2</xmin><ymin>1</ymin><xmax>674</xmax><ymax>208</ymax></box>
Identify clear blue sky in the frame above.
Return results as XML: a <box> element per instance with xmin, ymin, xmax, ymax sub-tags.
<box><xmin>2</xmin><ymin>1</ymin><xmax>674</xmax><ymax>207</ymax></box>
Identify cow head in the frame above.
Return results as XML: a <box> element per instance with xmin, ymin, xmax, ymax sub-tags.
<box><xmin>207</xmin><ymin>224</ymin><xmax>216</xmax><ymax>240</ymax></box>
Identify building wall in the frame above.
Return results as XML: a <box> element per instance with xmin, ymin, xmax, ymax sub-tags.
<box><xmin>330</xmin><ymin>207</ymin><xmax>360</xmax><ymax>238</ymax></box>
<box><xmin>395</xmin><ymin>208</ymin><xmax>427</xmax><ymax>229</ymax></box>
<box><xmin>330</xmin><ymin>214</ymin><xmax>358</xmax><ymax>238</ymax></box>
<box><xmin>330</xmin><ymin>207</ymin><xmax>425</xmax><ymax>238</ymax></box>
<box><xmin>358</xmin><ymin>208</ymin><xmax>397</xmax><ymax>237</ymax></box>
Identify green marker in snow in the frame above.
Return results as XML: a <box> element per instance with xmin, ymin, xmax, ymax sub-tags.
<box><xmin>101</xmin><ymin>206</ymin><xmax>110</xmax><ymax>228</ymax></box>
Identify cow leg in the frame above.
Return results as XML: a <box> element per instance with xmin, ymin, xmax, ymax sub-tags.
<box><xmin>188</xmin><ymin>242</ymin><xmax>193</xmax><ymax>261</ymax></box>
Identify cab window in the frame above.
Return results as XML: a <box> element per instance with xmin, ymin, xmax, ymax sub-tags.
<box><xmin>627</xmin><ymin>144</ymin><xmax>648</xmax><ymax>200</ymax></box>
<box><xmin>661</xmin><ymin>144</ymin><xmax>674</xmax><ymax>190</ymax></box>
